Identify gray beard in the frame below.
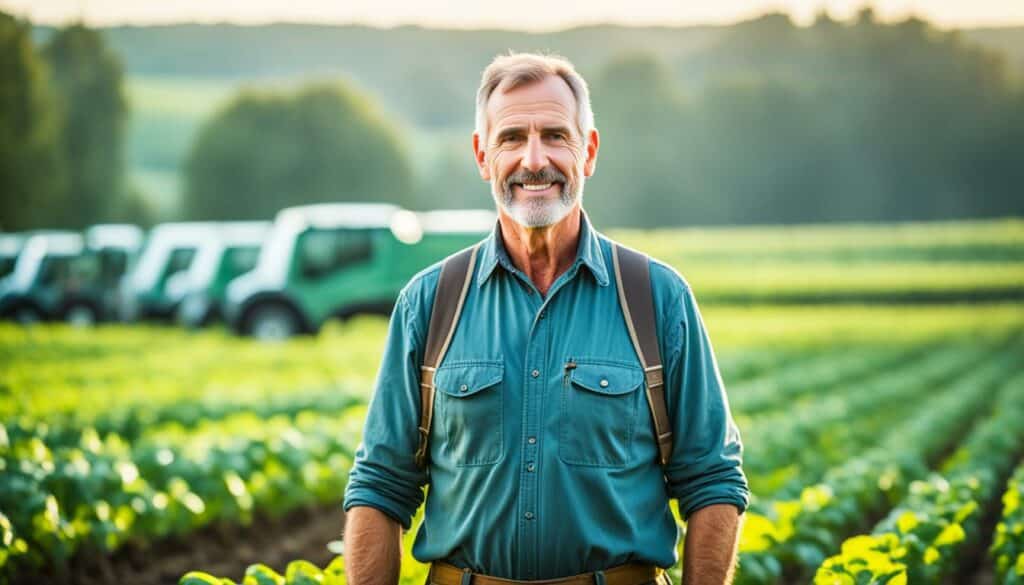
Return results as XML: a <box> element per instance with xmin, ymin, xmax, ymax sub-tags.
<box><xmin>493</xmin><ymin>180</ymin><xmax>582</xmax><ymax>228</ymax></box>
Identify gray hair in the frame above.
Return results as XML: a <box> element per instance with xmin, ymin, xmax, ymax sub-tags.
<box><xmin>474</xmin><ymin>52</ymin><xmax>595</xmax><ymax>146</ymax></box>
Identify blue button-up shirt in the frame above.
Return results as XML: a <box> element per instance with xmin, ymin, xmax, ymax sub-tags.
<box><xmin>343</xmin><ymin>210</ymin><xmax>748</xmax><ymax>579</ymax></box>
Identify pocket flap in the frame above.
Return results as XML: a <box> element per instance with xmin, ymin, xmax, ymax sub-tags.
<box><xmin>570</xmin><ymin>362</ymin><xmax>643</xmax><ymax>396</ymax></box>
<box><xmin>434</xmin><ymin>362</ymin><xmax>504</xmax><ymax>397</ymax></box>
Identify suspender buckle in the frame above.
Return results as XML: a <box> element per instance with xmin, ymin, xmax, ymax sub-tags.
<box><xmin>644</xmin><ymin>365</ymin><xmax>664</xmax><ymax>388</ymax></box>
<box><xmin>592</xmin><ymin>570</ymin><xmax>607</xmax><ymax>585</ymax></box>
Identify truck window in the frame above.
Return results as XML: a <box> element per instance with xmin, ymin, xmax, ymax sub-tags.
<box><xmin>162</xmin><ymin>247</ymin><xmax>198</xmax><ymax>281</ymax></box>
<box><xmin>223</xmin><ymin>246</ymin><xmax>260</xmax><ymax>279</ymax></box>
<box><xmin>38</xmin><ymin>256</ymin><xmax>73</xmax><ymax>287</ymax></box>
<box><xmin>70</xmin><ymin>254</ymin><xmax>100</xmax><ymax>284</ymax></box>
<box><xmin>99</xmin><ymin>249</ymin><xmax>128</xmax><ymax>285</ymax></box>
<box><xmin>298</xmin><ymin>229</ymin><xmax>373</xmax><ymax>280</ymax></box>
<box><xmin>0</xmin><ymin>257</ymin><xmax>15</xmax><ymax>279</ymax></box>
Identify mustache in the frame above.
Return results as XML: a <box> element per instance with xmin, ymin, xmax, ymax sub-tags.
<box><xmin>504</xmin><ymin>167</ymin><xmax>568</xmax><ymax>191</ymax></box>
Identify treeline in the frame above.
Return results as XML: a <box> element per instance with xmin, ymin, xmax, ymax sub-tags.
<box><xmin>7</xmin><ymin>10</ymin><xmax>1024</xmax><ymax>228</ymax></box>
<box><xmin>393</xmin><ymin>11</ymin><xmax>1024</xmax><ymax>227</ymax></box>
<box><xmin>154</xmin><ymin>11</ymin><xmax>1024</xmax><ymax>226</ymax></box>
<box><xmin>585</xmin><ymin>11</ymin><xmax>1024</xmax><ymax>226</ymax></box>
<box><xmin>0</xmin><ymin>13</ymin><xmax>152</xmax><ymax>231</ymax></box>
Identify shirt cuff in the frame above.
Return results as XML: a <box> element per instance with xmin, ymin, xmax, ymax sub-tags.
<box><xmin>678</xmin><ymin>494</ymin><xmax>748</xmax><ymax>522</ymax></box>
<box><xmin>671</xmin><ymin>472</ymin><xmax>750</xmax><ymax>521</ymax></box>
<box><xmin>343</xmin><ymin>490</ymin><xmax>416</xmax><ymax>531</ymax></box>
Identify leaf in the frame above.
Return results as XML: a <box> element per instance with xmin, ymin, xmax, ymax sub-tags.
<box><xmin>895</xmin><ymin>511</ymin><xmax>917</xmax><ymax>534</ymax></box>
<box><xmin>933</xmin><ymin>523</ymin><xmax>965</xmax><ymax>547</ymax></box>
<box><xmin>323</xmin><ymin>556</ymin><xmax>346</xmax><ymax>585</ymax></box>
<box><xmin>180</xmin><ymin>572</ymin><xmax>231</xmax><ymax>585</ymax></box>
<box><xmin>245</xmin><ymin>564</ymin><xmax>285</xmax><ymax>585</ymax></box>
<box><xmin>285</xmin><ymin>560</ymin><xmax>324</xmax><ymax>585</ymax></box>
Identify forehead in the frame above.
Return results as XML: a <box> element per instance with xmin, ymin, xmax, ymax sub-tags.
<box><xmin>486</xmin><ymin>74</ymin><xmax>578</xmax><ymax>131</ymax></box>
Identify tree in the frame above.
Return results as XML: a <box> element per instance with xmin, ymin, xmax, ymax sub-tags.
<box><xmin>42</xmin><ymin>24</ymin><xmax>128</xmax><ymax>229</ymax></box>
<box><xmin>183</xmin><ymin>82</ymin><xmax>416</xmax><ymax>220</ymax></box>
<box><xmin>588</xmin><ymin>53</ymin><xmax>695</xmax><ymax>227</ymax></box>
<box><xmin>0</xmin><ymin>11</ymin><xmax>65</xmax><ymax>231</ymax></box>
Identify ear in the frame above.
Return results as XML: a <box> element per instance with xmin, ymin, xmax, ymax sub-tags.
<box><xmin>473</xmin><ymin>132</ymin><xmax>491</xmax><ymax>181</ymax></box>
<box><xmin>583</xmin><ymin>128</ymin><xmax>600</xmax><ymax>177</ymax></box>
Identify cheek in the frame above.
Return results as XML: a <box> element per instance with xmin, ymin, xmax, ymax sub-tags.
<box><xmin>489</xmin><ymin>150</ymin><xmax>513</xmax><ymax>179</ymax></box>
<box><xmin>558</xmin><ymin>145</ymin><xmax>586</xmax><ymax>174</ymax></box>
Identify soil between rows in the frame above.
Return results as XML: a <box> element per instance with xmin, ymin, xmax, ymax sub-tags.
<box><xmin>14</xmin><ymin>505</ymin><xmax>346</xmax><ymax>585</ymax></box>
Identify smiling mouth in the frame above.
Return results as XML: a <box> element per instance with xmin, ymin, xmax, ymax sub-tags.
<box><xmin>514</xmin><ymin>182</ymin><xmax>562</xmax><ymax>193</ymax></box>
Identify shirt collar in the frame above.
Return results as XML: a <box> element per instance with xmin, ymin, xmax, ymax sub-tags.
<box><xmin>476</xmin><ymin>208</ymin><xmax>610</xmax><ymax>288</ymax></box>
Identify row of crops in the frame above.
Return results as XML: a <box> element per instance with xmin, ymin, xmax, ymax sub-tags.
<box><xmin>611</xmin><ymin>219</ymin><xmax>1024</xmax><ymax>303</ymax></box>
<box><xmin>2</xmin><ymin>308</ymin><xmax>1023</xmax><ymax>584</ymax></box>
<box><xmin>1</xmin><ymin>218</ymin><xmax>1022</xmax><ymax>584</ymax></box>
<box><xmin>169</xmin><ymin>329</ymin><xmax>1024</xmax><ymax>585</ymax></box>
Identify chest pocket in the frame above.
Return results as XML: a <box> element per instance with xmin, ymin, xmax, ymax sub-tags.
<box><xmin>560</xmin><ymin>359</ymin><xmax>644</xmax><ymax>467</ymax></box>
<box><xmin>434</xmin><ymin>360</ymin><xmax>504</xmax><ymax>467</ymax></box>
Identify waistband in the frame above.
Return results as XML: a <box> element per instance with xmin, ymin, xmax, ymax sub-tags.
<box><xmin>428</xmin><ymin>561</ymin><xmax>665</xmax><ymax>585</ymax></box>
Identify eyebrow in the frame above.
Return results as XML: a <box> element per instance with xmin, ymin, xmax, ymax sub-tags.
<box><xmin>493</xmin><ymin>125</ymin><xmax>573</xmax><ymax>143</ymax></box>
<box><xmin>494</xmin><ymin>126</ymin><xmax>526</xmax><ymax>143</ymax></box>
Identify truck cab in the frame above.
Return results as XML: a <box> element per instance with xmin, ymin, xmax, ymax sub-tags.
<box><xmin>120</xmin><ymin>222</ymin><xmax>220</xmax><ymax>321</ymax></box>
<box><xmin>0</xmin><ymin>233</ymin><xmax>27</xmax><ymax>281</ymax></box>
<box><xmin>0</xmin><ymin>226</ymin><xmax>144</xmax><ymax>325</ymax></box>
<box><xmin>224</xmin><ymin>203</ymin><xmax>494</xmax><ymax>340</ymax></box>
<box><xmin>0</xmin><ymin>231</ymin><xmax>82</xmax><ymax>323</ymax></box>
<box><xmin>174</xmin><ymin>221</ymin><xmax>271</xmax><ymax>328</ymax></box>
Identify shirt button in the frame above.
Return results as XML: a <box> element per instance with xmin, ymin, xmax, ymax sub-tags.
<box><xmin>527</xmin><ymin>437</ymin><xmax>536</xmax><ymax>444</ymax></box>
<box><xmin>599</xmin><ymin>379</ymin><xmax>609</xmax><ymax>388</ymax></box>
<box><xmin>526</xmin><ymin>463</ymin><xmax>535</xmax><ymax>472</ymax></box>
<box><xmin>459</xmin><ymin>384</ymin><xmax>468</xmax><ymax>392</ymax></box>
<box><xmin>539</xmin><ymin>310</ymin><xmax>546</xmax><ymax>319</ymax></box>
<box><xmin>524</xmin><ymin>511</ymin><xmax>534</xmax><ymax>520</ymax></box>
<box><xmin>531</xmin><ymin>369</ymin><xmax>540</xmax><ymax>378</ymax></box>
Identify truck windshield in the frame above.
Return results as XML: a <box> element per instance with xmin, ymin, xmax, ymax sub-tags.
<box><xmin>223</xmin><ymin>246</ymin><xmax>260</xmax><ymax>280</ymax></box>
<box><xmin>37</xmin><ymin>256</ymin><xmax>76</xmax><ymax>287</ymax></box>
<box><xmin>0</xmin><ymin>256</ymin><xmax>15</xmax><ymax>279</ymax></box>
<box><xmin>98</xmin><ymin>249</ymin><xmax>129</xmax><ymax>286</ymax></box>
<box><xmin>162</xmin><ymin>248</ymin><xmax>198</xmax><ymax>285</ymax></box>
<box><xmin>297</xmin><ymin>229</ymin><xmax>373</xmax><ymax>280</ymax></box>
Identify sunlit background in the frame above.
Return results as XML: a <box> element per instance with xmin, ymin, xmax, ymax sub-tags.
<box><xmin>1</xmin><ymin>1</ymin><xmax>1023</xmax><ymax>585</ymax></box>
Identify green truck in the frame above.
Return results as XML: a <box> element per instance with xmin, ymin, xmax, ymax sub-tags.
<box><xmin>120</xmin><ymin>222</ymin><xmax>219</xmax><ymax>321</ymax></box>
<box><xmin>121</xmin><ymin>221</ymin><xmax>271</xmax><ymax>322</ymax></box>
<box><xmin>0</xmin><ymin>233</ymin><xmax>27</xmax><ymax>281</ymax></box>
<box><xmin>174</xmin><ymin>221</ymin><xmax>271</xmax><ymax>327</ymax></box>
<box><xmin>224</xmin><ymin>203</ymin><xmax>494</xmax><ymax>340</ymax></box>
<box><xmin>0</xmin><ymin>225</ymin><xmax>143</xmax><ymax>325</ymax></box>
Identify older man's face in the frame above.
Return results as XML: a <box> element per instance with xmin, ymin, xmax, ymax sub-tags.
<box><xmin>474</xmin><ymin>74</ymin><xmax>599</xmax><ymax>228</ymax></box>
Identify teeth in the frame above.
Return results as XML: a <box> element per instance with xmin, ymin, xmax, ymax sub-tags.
<box><xmin>520</xmin><ymin>183</ymin><xmax>553</xmax><ymax>191</ymax></box>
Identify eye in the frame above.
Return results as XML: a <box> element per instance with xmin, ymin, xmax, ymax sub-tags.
<box><xmin>545</xmin><ymin>132</ymin><xmax>566</xmax><ymax>141</ymax></box>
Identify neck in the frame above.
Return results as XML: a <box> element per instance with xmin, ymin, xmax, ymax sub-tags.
<box><xmin>498</xmin><ymin>205</ymin><xmax>582</xmax><ymax>297</ymax></box>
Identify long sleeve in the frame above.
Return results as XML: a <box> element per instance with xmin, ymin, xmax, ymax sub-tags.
<box><xmin>662</xmin><ymin>283</ymin><xmax>750</xmax><ymax>520</ymax></box>
<box><xmin>343</xmin><ymin>289</ymin><xmax>430</xmax><ymax>530</ymax></box>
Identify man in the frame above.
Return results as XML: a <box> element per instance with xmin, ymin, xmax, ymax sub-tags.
<box><xmin>343</xmin><ymin>52</ymin><xmax>749</xmax><ymax>585</ymax></box>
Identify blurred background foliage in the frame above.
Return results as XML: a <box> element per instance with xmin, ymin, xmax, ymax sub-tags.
<box><xmin>3</xmin><ymin>7</ymin><xmax>1024</xmax><ymax>229</ymax></box>
<box><xmin>182</xmin><ymin>84</ymin><xmax>414</xmax><ymax>220</ymax></box>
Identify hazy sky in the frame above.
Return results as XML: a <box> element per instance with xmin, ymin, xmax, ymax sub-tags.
<box><xmin>3</xmin><ymin>0</ymin><xmax>1022</xmax><ymax>30</ymax></box>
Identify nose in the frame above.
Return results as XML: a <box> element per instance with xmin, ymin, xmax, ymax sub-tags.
<box><xmin>520</xmin><ymin>133</ymin><xmax>548</xmax><ymax>172</ymax></box>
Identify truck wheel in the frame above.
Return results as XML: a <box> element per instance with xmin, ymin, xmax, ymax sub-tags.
<box><xmin>65</xmin><ymin>303</ymin><xmax>98</xmax><ymax>327</ymax></box>
<box><xmin>247</xmin><ymin>304</ymin><xmax>299</xmax><ymax>341</ymax></box>
<box><xmin>14</xmin><ymin>305</ymin><xmax>41</xmax><ymax>325</ymax></box>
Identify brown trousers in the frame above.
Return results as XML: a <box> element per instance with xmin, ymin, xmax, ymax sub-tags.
<box><xmin>425</xmin><ymin>571</ymin><xmax>673</xmax><ymax>585</ymax></box>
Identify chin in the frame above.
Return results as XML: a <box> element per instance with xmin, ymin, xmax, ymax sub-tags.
<box><xmin>505</xmin><ymin>201</ymin><xmax>576</xmax><ymax>228</ymax></box>
<box><xmin>492</xmin><ymin>182</ymin><xmax>582</xmax><ymax>228</ymax></box>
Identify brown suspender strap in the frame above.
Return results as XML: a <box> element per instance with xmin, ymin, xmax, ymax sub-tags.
<box><xmin>612</xmin><ymin>243</ymin><xmax>673</xmax><ymax>467</ymax></box>
<box><xmin>415</xmin><ymin>244</ymin><xmax>481</xmax><ymax>469</ymax></box>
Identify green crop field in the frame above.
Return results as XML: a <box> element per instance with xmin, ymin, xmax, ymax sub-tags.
<box><xmin>1</xmin><ymin>219</ymin><xmax>1023</xmax><ymax>585</ymax></box>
